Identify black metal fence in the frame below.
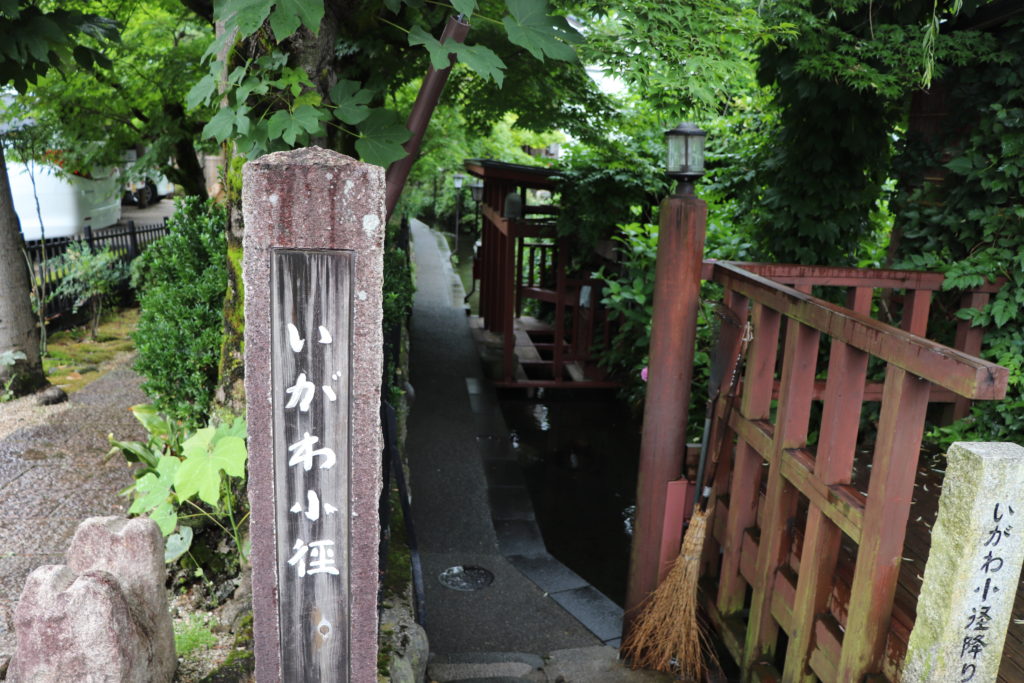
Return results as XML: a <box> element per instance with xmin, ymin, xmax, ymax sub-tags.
<box><xmin>22</xmin><ymin>219</ymin><xmax>170</xmax><ymax>323</ymax></box>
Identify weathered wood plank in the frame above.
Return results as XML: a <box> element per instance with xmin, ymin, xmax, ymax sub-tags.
<box><xmin>717</xmin><ymin>303</ymin><xmax>780</xmax><ymax>616</ymax></box>
<box><xmin>783</xmin><ymin>288</ymin><xmax>871</xmax><ymax>682</ymax></box>
<box><xmin>711</xmin><ymin>262</ymin><xmax>1007</xmax><ymax>400</ymax></box>
<box><xmin>743</xmin><ymin>320</ymin><xmax>820</xmax><ymax>671</ymax></box>
<box><xmin>272</xmin><ymin>249</ymin><xmax>353</xmax><ymax>682</ymax></box>
<box><xmin>837</xmin><ymin>366</ymin><xmax>931</xmax><ymax>681</ymax></box>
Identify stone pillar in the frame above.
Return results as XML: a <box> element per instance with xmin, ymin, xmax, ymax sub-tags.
<box><xmin>902</xmin><ymin>441</ymin><xmax>1024</xmax><ymax>683</ymax></box>
<box><xmin>243</xmin><ymin>147</ymin><xmax>384</xmax><ymax>682</ymax></box>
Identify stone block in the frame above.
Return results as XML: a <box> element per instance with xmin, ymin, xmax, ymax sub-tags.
<box><xmin>8</xmin><ymin>516</ymin><xmax>174</xmax><ymax>683</ymax></box>
<box><xmin>902</xmin><ymin>442</ymin><xmax>1024</xmax><ymax>683</ymax></box>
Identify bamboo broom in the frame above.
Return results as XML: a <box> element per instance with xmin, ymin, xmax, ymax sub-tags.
<box><xmin>622</xmin><ymin>317</ymin><xmax>752</xmax><ymax>680</ymax></box>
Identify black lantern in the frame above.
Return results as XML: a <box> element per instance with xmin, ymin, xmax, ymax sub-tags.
<box><xmin>470</xmin><ymin>182</ymin><xmax>484</xmax><ymax>203</ymax></box>
<box><xmin>665</xmin><ymin>122</ymin><xmax>706</xmax><ymax>193</ymax></box>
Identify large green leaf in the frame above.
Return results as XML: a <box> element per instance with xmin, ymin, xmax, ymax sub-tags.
<box><xmin>215</xmin><ymin>0</ymin><xmax>273</xmax><ymax>37</ymax></box>
<box><xmin>502</xmin><ymin>0</ymin><xmax>579</xmax><ymax>63</ymax></box>
<box><xmin>455</xmin><ymin>43</ymin><xmax>506</xmax><ymax>87</ymax></box>
<box><xmin>269</xmin><ymin>0</ymin><xmax>325</xmax><ymax>41</ymax></box>
<box><xmin>409</xmin><ymin>27</ymin><xmax>506</xmax><ymax>85</ymax></box>
<box><xmin>175</xmin><ymin>428</ymin><xmax>247</xmax><ymax>507</ymax></box>
<box><xmin>452</xmin><ymin>0</ymin><xmax>477</xmax><ymax>17</ymax></box>
<box><xmin>202</xmin><ymin>106</ymin><xmax>237</xmax><ymax>143</ymax></box>
<box><xmin>356</xmin><ymin>109</ymin><xmax>412</xmax><ymax>168</ymax></box>
<box><xmin>408</xmin><ymin>26</ymin><xmax>453</xmax><ymax>71</ymax></box>
<box><xmin>330</xmin><ymin>79</ymin><xmax>373</xmax><ymax>125</ymax></box>
<box><xmin>128</xmin><ymin>456</ymin><xmax>180</xmax><ymax>515</ymax></box>
<box><xmin>267</xmin><ymin>104</ymin><xmax>325</xmax><ymax>146</ymax></box>
<box><xmin>185</xmin><ymin>73</ymin><xmax>216</xmax><ymax>110</ymax></box>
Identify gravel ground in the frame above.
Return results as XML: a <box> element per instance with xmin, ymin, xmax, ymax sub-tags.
<box><xmin>0</xmin><ymin>353</ymin><xmax>252</xmax><ymax>681</ymax></box>
<box><xmin>0</xmin><ymin>388</ymin><xmax>76</xmax><ymax>443</ymax></box>
<box><xmin>0</xmin><ymin>354</ymin><xmax>147</xmax><ymax>670</ymax></box>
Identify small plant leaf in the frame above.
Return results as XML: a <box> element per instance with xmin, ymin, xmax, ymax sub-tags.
<box><xmin>149</xmin><ymin>500</ymin><xmax>179</xmax><ymax>536</ymax></box>
<box><xmin>164</xmin><ymin>525</ymin><xmax>193</xmax><ymax>563</ymax></box>
<box><xmin>130</xmin><ymin>404</ymin><xmax>171</xmax><ymax>439</ymax></box>
<box><xmin>129</xmin><ymin>456</ymin><xmax>180</xmax><ymax>514</ymax></box>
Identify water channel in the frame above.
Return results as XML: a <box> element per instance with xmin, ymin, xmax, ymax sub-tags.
<box><xmin>497</xmin><ymin>388</ymin><xmax>641</xmax><ymax>607</ymax></box>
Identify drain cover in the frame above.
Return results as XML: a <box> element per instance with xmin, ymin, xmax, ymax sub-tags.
<box><xmin>438</xmin><ymin>565</ymin><xmax>494</xmax><ymax>591</ymax></box>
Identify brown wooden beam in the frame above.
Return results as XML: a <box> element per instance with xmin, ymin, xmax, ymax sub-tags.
<box><xmin>623</xmin><ymin>192</ymin><xmax>707</xmax><ymax>631</ymax></box>
<box><xmin>711</xmin><ymin>262</ymin><xmax>1007</xmax><ymax>400</ymax></box>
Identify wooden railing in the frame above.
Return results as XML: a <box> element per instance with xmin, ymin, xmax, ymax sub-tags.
<box><xmin>698</xmin><ymin>261</ymin><xmax>1007</xmax><ymax>682</ymax></box>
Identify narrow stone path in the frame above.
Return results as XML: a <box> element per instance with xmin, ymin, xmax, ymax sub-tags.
<box><xmin>406</xmin><ymin>219</ymin><xmax>670</xmax><ymax>681</ymax></box>
<box><xmin>0</xmin><ymin>357</ymin><xmax>147</xmax><ymax>668</ymax></box>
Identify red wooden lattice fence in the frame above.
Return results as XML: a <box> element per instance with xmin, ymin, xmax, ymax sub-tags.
<box><xmin>695</xmin><ymin>261</ymin><xmax>1008</xmax><ymax>681</ymax></box>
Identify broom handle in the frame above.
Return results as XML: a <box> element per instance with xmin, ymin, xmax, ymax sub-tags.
<box><xmin>696</xmin><ymin>321</ymin><xmax>753</xmax><ymax>513</ymax></box>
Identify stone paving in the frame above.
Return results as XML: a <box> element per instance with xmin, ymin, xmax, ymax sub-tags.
<box><xmin>0</xmin><ymin>360</ymin><xmax>147</xmax><ymax>669</ymax></box>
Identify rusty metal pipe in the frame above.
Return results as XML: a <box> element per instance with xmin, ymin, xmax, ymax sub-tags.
<box><xmin>385</xmin><ymin>16</ymin><xmax>470</xmax><ymax>220</ymax></box>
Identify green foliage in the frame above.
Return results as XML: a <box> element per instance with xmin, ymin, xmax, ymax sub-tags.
<box><xmin>187</xmin><ymin>0</ymin><xmax>584</xmax><ymax>166</ymax></box>
<box><xmin>132</xmin><ymin>197</ymin><xmax>227</xmax><ymax>427</ymax></box>
<box><xmin>382</xmin><ymin>220</ymin><xmax>415</xmax><ymax>404</ymax></box>
<box><xmin>0</xmin><ymin>350</ymin><xmax>27</xmax><ymax>402</ymax></box>
<box><xmin>553</xmin><ymin>132</ymin><xmax>670</xmax><ymax>254</ymax></box>
<box><xmin>0</xmin><ymin>3</ymin><xmax>118</xmax><ymax>93</ymax></box>
<box><xmin>5</xmin><ymin>2</ymin><xmax>209</xmax><ymax>195</ymax></box>
<box><xmin>48</xmin><ymin>242</ymin><xmax>127</xmax><ymax>338</ymax></box>
<box><xmin>594</xmin><ymin>222</ymin><xmax>659</xmax><ymax>408</ymax></box>
<box><xmin>594</xmin><ymin>218</ymin><xmax>754</xmax><ymax>430</ymax></box>
<box><xmin>891</xmin><ymin>17</ymin><xmax>1024</xmax><ymax>447</ymax></box>
<box><xmin>111</xmin><ymin>405</ymin><xmax>249</xmax><ymax>567</ymax></box>
<box><xmin>575</xmin><ymin>0</ymin><xmax>793</xmax><ymax>121</ymax></box>
<box><xmin>722</xmin><ymin>0</ymin><xmax>999</xmax><ymax>266</ymax></box>
<box><xmin>174</xmin><ymin>614</ymin><xmax>218</xmax><ymax>657</ymax></box>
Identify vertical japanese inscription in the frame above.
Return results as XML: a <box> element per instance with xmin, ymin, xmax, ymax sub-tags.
<box><xmin>272</xmin><ymin>248</ymin><xmax>352</xmax><ymax>681</ymax></box>
<box><xmin>959</xmin><ymin>502</ymin><xmax>1015</xmax><ymax>682</ymax></box>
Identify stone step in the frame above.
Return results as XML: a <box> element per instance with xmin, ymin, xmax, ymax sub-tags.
<box><xmin>427</xmin><ymin>651</ymin><xmax>545</xmax><ymax>682</ymax></box>
<box><xmin>428</xmin><ymin>647</ymin><xmax>675</xmax><ymax>682</ymax></box>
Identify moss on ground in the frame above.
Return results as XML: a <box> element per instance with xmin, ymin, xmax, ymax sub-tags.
<box><xmin>42</xmin><ymin>307</ymin><xmax>138</xmax><ymax>393</ymax></box>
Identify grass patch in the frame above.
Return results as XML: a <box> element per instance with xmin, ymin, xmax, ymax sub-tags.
<box><xmin>42</xmin><ymin>307</ymin><xmax>138</xmax><ymax>393</ymax></box>
<box><xmin>174</xmin><ymin>613</ymin><xmax>218</xmax><ymax>657</ymax></box>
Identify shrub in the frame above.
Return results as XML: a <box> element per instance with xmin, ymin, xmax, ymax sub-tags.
<box><xmin>49</xmin><ymin>242</ymin><xmax>128</xmax><ymax>338</ymax></box>
<box><xmin>132</xmin><ymin>197</ymin><xmax>227</xmax><ymax>427</ymax></box>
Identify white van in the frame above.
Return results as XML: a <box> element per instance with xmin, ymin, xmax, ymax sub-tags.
<box><xmin>7</xmin><ymin>160</ymin><xmax>122</xmax><ymax>241</ymax></box>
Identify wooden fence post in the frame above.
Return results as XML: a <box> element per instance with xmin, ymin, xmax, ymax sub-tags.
<box><xmin>623</xmin><ymin>189</ymin><xmax>707</xmax><ymax>632</ymax></box>
<box><xmin>243</xmin><ymin>147</ymin><xmax>385</xmax><ymax>682</ymax></box>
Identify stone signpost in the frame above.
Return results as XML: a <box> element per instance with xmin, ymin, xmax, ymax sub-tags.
<box><xmin>903</xmin><ymin>441</ymin><xmax>1024</xmax><ymax>683</ymax></box>
<box><xmin>243</xmin><ymin>147</ymin><xmax>384</xmax><ymax>681</ymax></box>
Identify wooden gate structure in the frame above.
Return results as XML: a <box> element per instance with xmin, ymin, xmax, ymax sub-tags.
<box><xmin>464</xmin><ymin>158</ymin><xmax>616</xmax><ymax>388</ymax></box>
<box><xmin>688</xmin><ymin>260</ymin><xmax>1009</xmax><ymax>681</ymax></box>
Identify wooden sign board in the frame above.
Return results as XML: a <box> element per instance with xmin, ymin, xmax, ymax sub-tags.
<box><xmin>271</xmin><ymin>248</ymin><xmax>353</xmax><ymax>681</ymax></box>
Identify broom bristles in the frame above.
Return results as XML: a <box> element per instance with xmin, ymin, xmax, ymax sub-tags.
<box><xmin>621</xmin><ymin>508</ymin><xmax>718</xmax><ymax>681</ymax></box>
